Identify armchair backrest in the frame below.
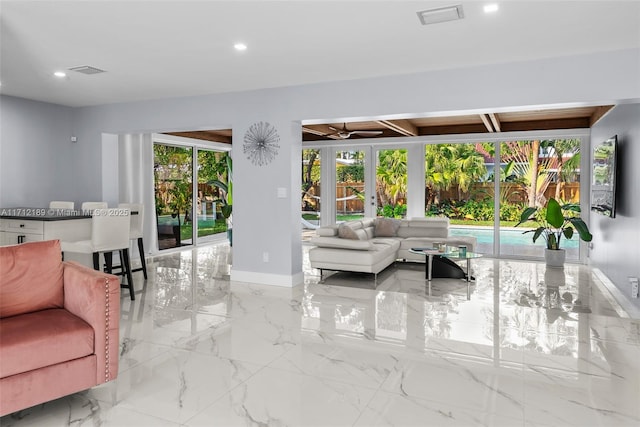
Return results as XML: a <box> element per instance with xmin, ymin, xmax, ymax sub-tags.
<box><xmin>0</xmin><ymin>240</ymin><xmax>64</xmax><ymax>319</ymax></box>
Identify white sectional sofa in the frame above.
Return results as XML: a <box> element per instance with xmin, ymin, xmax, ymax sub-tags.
<box><xmin>308</xmin><ymin>217</ymin><xmax>477</xmax><ymax>279</ymax></box>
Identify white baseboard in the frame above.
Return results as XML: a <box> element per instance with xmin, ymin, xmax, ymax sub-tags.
<box><xmin>230</xmin><ymin>269</ymin><xmax>304</xmax><ymax>287</ymax></box>
<box><xmin>592</xmin><ymin>268</ymin><xmax>640</xmax><ymax>319</ymax></box>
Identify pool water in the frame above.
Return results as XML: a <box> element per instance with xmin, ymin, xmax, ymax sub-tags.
<box><xmin>449</xmin><ymin>227</ymin><xmax>579</xmax><ymax>248</ymax></box>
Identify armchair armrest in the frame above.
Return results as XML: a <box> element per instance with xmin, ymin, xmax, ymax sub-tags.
<box><xmin>63</xmin><ymin>261</ymin><xmax>120</xmax><ymax>384</ymax></box>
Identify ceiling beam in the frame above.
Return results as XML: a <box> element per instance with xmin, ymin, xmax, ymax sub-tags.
<box><xmin>589</xmin><ymin>105</ymin><xmax>615</xmax><ymax>126</ymax></box>
<box><xmin>479</xmin><ymin>114</ymin><xmax>494</xmax><ymax>132</ymax></box>
<box><xmin>164</xmin><ymin>131</ymin><xmax>231</xmax><ymax>144</ymax></box>
<box><xmin>302</xmin><ymin>125</ymin><xmax>342</xmax><ymax>140</ymax></box>
<box><xmin>488</xmin><ymin>113</ymin><xmax>501</xmax><ymax>132</ymax></box>
<box><xmin>376</xmin><ymin>119</ymin><xmax>417</xmax><ymax>137</ymax></box>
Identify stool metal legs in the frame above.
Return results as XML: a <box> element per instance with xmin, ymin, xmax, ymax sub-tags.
<box><xmin>97</xmin><ymin>250</ymin><xmax>136</xmax><ymax>301</ymax></box>
<box><xmin>136</xmin><ymin>237</ymin><xmax>148</xmax><ymax>280</ymax></box>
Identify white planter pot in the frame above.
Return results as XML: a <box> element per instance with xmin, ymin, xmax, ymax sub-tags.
<box><xmin>544</xmin><ymin>248</ymin><xmax>566</xmax><ymax>268</ymax></box>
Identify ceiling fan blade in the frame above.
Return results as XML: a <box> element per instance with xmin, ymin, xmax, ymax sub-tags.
<box><xmin>351</xmin><ymin>130</ymin><xmax>383</xmax><ymax>136</ymax></box>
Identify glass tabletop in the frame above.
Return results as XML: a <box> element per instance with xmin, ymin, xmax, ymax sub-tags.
<box><xmin>409</xmin><ymin>247</ymin><xmax>441</xmax><ymax>255</ymax></box>
<box><xmin>441</xmin><ymin>249</ymin><xmax>483</xmax><ymax>259</ymax></box>
<box><xmin>410</xmin><ymin>246</ymin><xmax>481</xmax><ymax>258</ymax></box>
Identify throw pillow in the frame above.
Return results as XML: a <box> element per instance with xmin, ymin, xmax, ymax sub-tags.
<box><xmin>374</xmin><ymin>218</ymin><xmax>401</xmax><ymax>237</ymax></box>
<box><xmin>338</xmin><ymin>223</ymin><xmax>360</xmax><ymax>240</ymax></box>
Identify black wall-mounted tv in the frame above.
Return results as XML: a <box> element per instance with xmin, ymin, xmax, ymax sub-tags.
<box><xmin>591</xmin><ymin>135</ymin><xmax>618</xmax><ymax>218</ymax></box>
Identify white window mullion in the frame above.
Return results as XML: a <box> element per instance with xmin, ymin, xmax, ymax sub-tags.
<box><xmin>321</xmin><ymin>147</ymin><xmax>336</xmax><ymax>226</ymax></box>
<box><xmin>364</xmin><ymin>146</ymin><xmax>376</xmax><ymax>218</ymax></box>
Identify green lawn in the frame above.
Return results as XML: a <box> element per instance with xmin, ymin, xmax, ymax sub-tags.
<box><xmin>157</xmin><ymin>215</ymin><xmax>227</xmax><ymax>240</ymax></box>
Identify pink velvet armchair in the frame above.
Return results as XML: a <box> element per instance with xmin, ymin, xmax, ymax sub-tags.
<box><xmin>0</xmin><ymin>240</ymin><xmax>119</xmax><ymax>416</ymax></box>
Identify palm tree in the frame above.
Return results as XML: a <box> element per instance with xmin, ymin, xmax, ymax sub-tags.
<box><xmin>547</xmin><ymin>139</ymin><xmax>580</xmax><ymax>200</ymax></box>
<box><xmin>451</xmin><ymin>144</ymin><xmax>487</xmax><ymax>199</ymax></box>
<box><xmin>424</xmin><ymin>144</ymin><xmax>487</xmax><ymax>210</ymax></box>
<box><xmin>500</xmin><ymin>141</ymin><xmax>557</xmax><ymax>207</ymax></box>
<box><xmin>376</xmin><ymin>149</ymin><xmax>407</xmax><ymax>206</ymax></box>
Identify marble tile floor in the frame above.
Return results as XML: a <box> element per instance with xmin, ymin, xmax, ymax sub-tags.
<box><xmin>2</xmin><ymin>243</ymin><xmax>639</xmax><ymax>427</ymax></box>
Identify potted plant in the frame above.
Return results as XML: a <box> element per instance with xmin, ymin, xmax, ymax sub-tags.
<box><xmin>515</xmin><ymin>198</ymin><xmax>592</xmax><ymax>267</ymax></box>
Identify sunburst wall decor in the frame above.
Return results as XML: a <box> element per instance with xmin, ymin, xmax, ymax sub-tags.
<box><xmin>243</xmin><ymin>121</ymin><xmax>281</xmax><ymax>166</ymax></box>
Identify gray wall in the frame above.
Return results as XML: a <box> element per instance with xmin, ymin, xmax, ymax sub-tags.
<box><xmin>0</xmin><ymin>96</ymin><xmax>74</xmax><ymax>207</ymax></box>
<box><xmin>2</xmin><ymin>48</ymin><xmax>639</xmax><ymax>288</ymax></box>
<box><xmin>590</xmin><ymin>103</ymin><xmax>640</xmax><ymax>310</ymax></box>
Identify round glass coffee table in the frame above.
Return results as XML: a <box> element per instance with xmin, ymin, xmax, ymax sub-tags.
<box><xmin>408</xmin><ymin>248</ymin><xmax>442</xmax><ymax>282</ymax></box>
<box><xmin>409</xmin><ymin>247</ymin><xmax>482</xmax><ymax>300</ymax></box>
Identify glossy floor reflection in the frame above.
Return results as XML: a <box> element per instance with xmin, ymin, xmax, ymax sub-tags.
<box><xmin>2</xmin><ymin>243</ymin><xmax>639</xmax><ymax>426</ymax></box>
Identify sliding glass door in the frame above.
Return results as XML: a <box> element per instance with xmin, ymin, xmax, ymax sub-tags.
<box><xmin>498</xmin><ymin>139</ymin><xmax>582</xmax><ymax>260</ymax></box>
<box><xmin>304</xmin><ymin>134</ymin><xmax>586</xmax><ymax>262</ymax></box>
<box><xmin>196</xmin><ymin>150</ymin><xmax>230</xmax><ymax>242</ymax></box>
<box><xmin>425</xmin><ymin>143</ymin><xmax>493</xmax><ymax>253</ymax></box>
<box><xmin>154</xmin><ymin>143</ymin><xmax>231</xmax><ymax>250</ymax></box>
<box><xmin>154</xmin><ymin>144</ymin><xmax>194</xmax><ymax>250</ymax></box>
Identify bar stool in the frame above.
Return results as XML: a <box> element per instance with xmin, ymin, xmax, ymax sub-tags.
<box><xmin>118</xmin><ymin>203</ymin><xmax>147</xmax><ymax>279</ymax></box>
<box><xmin>81</xmin><ymin>202</ymin><xmax>108</xmax><ymax>211</ymax></box>
<box><xmin>60</xmin><ymin>208</ymin><xmax>136</xmax><ymax>300</ymax></box>
<box><xmin>49</xmin><ymin>201</ymin><xmax>75</xmax><ymax>209</ymax></box>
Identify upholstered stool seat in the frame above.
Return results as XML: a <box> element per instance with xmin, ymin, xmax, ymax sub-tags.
<box><xmin>118</xmin><ymin>203</ymin><xmax>147</xmax><ymax>280</ymax></box>
<box><xmin>61</xmin><ymin>208</ymin><xmax>135</xmax><ymax>300</ymax></box>
<box><xmin>49</xmin><ymin>201</ymin><xmax>75</xmax><ymax>210</ymax></box>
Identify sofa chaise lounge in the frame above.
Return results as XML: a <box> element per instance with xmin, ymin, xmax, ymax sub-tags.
<box><xmin>308</xmin><ymin>217</ymin><xmax>477</xmax><ymax>279</ymax></box>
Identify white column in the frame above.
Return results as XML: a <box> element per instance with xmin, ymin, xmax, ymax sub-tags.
<box><xmin>231</xmin><ymin>118</ymin><xmax>303</xmax><ymax>287</ymax></box>
<box><xmin>407</xmin><ymin>143</ymin><xmax>425</xmax><ymax>219</ymax></box>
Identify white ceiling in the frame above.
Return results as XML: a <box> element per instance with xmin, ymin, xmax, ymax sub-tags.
<box><xmin>1</xmin><ymin>1</ymin><xmax>639</xmax><ymax>108</ymax></box>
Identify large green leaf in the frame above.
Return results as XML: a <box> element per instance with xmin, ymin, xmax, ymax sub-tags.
<box><xmin>545</xmin><ymin>198</ymin><xmax>564</xmax><ymax>228</ymax></box>
<box><xmin>569</xmin><ymin>218</ymin><xmax>593</xmax><ymax>242</ymax></box>
<box><xmin>517</xmin><ymin>207</ymin><xmax>537</xmax><ymax>226</ymax></box>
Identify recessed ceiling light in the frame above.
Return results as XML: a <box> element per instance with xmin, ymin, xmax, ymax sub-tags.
<box><xmin>53</xmin><ymin>71</ymin><xmax>67</xmax><ymax>78</ymax></box>
<box><xmin>484</xmin><ymin>4</ymin><xmax>499</xmax><ymax>13</ymax></box>
<box><xmin>234</xmin><ymin>43</ymin><xmax>247</xmax><ymax>51</ymax></box>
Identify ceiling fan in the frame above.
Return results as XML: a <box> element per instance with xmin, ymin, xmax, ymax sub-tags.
<box><xmin>327</xmin><ymin>123</ymin><xmax>383</xmax><ymax>139</ymax></box>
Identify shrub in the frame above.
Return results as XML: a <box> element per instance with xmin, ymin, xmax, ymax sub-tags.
<box><xmin>425</xmin><ymin>198</ymin><xmax>524</xmax><ymax>222</ymax></box>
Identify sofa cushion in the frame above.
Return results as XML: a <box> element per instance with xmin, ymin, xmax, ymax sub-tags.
<box><xmin>309</xmin><ymin>241</ymin><xmax>396</xmax><ymax>266</ymax></box>
<box><xmin>370</xmin><ymin>237</ymin><xmax>401</xmax><ymax>251</ymax></box>
<box><xmin>397</xmin><ymin>217</ymin><xmax>449</xmax><ymax>239</ymax></box>
<box><xmin>316</xmin><ymin>225</ymin><xmax>338</xmax><ymax>237</ymax></box>
<box><xmin>374</xmin><ymin>218</ymin><xmax>401</xmax><ymax>237</ymax></box>
<box><xmin>310</xmin><ymin>237</ymin><xmax>374</xmax><ymax>251</ymax></box>
<box><xmin>0</xmin><ymin>240</ymin><xmax>64</xmax><ymax>319</ymax></box>
<box><xmin>0</xmin><ymin>308</ymin><xmax>94</xmax><ymax>378</ymax></box>
<box><xmin>338</xmin><ymin>221</ymin><xmax>367</xmax><ymax>240</ymax></box>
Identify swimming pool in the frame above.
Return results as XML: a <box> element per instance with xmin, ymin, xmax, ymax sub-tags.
<box><xmin>449</xmin><ymin>226</ymin><xmax>579</xmax><ymax>248</ymax></box>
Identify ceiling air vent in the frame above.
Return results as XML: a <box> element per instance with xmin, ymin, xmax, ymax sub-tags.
<box><xmin>68</xmin><ymin>66</ymin><xmax>106</xmax><ymax>75</ymax></box>
<box><xmin>417</xmin><ymin>4</ymin><xmax>464</xmax><ymax>25</ymax></box>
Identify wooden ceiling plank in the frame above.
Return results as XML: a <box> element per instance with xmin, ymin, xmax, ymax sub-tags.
<box><xmin>164</xmin><ymin>131</ymin><xmax>231</xmax><ymax>144</ymax></box>
<box><xmin>376</xmin><ymin>119</ymin><xmax>417</xmax><ymax>137</ymax></box>
<box><xmin>488</xmin><ymin>113</ymin><xmax>501</xmax><ymax>132</ymax></box>
<box><xmin>479</xmin><ymin>114</ymin><xmax>494</xmax><ymax>132</ymax></box>
<box><xmin>302</xmin><ymin>125</ymin><xmax>342</xmax><ymax>140</ymax></box>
